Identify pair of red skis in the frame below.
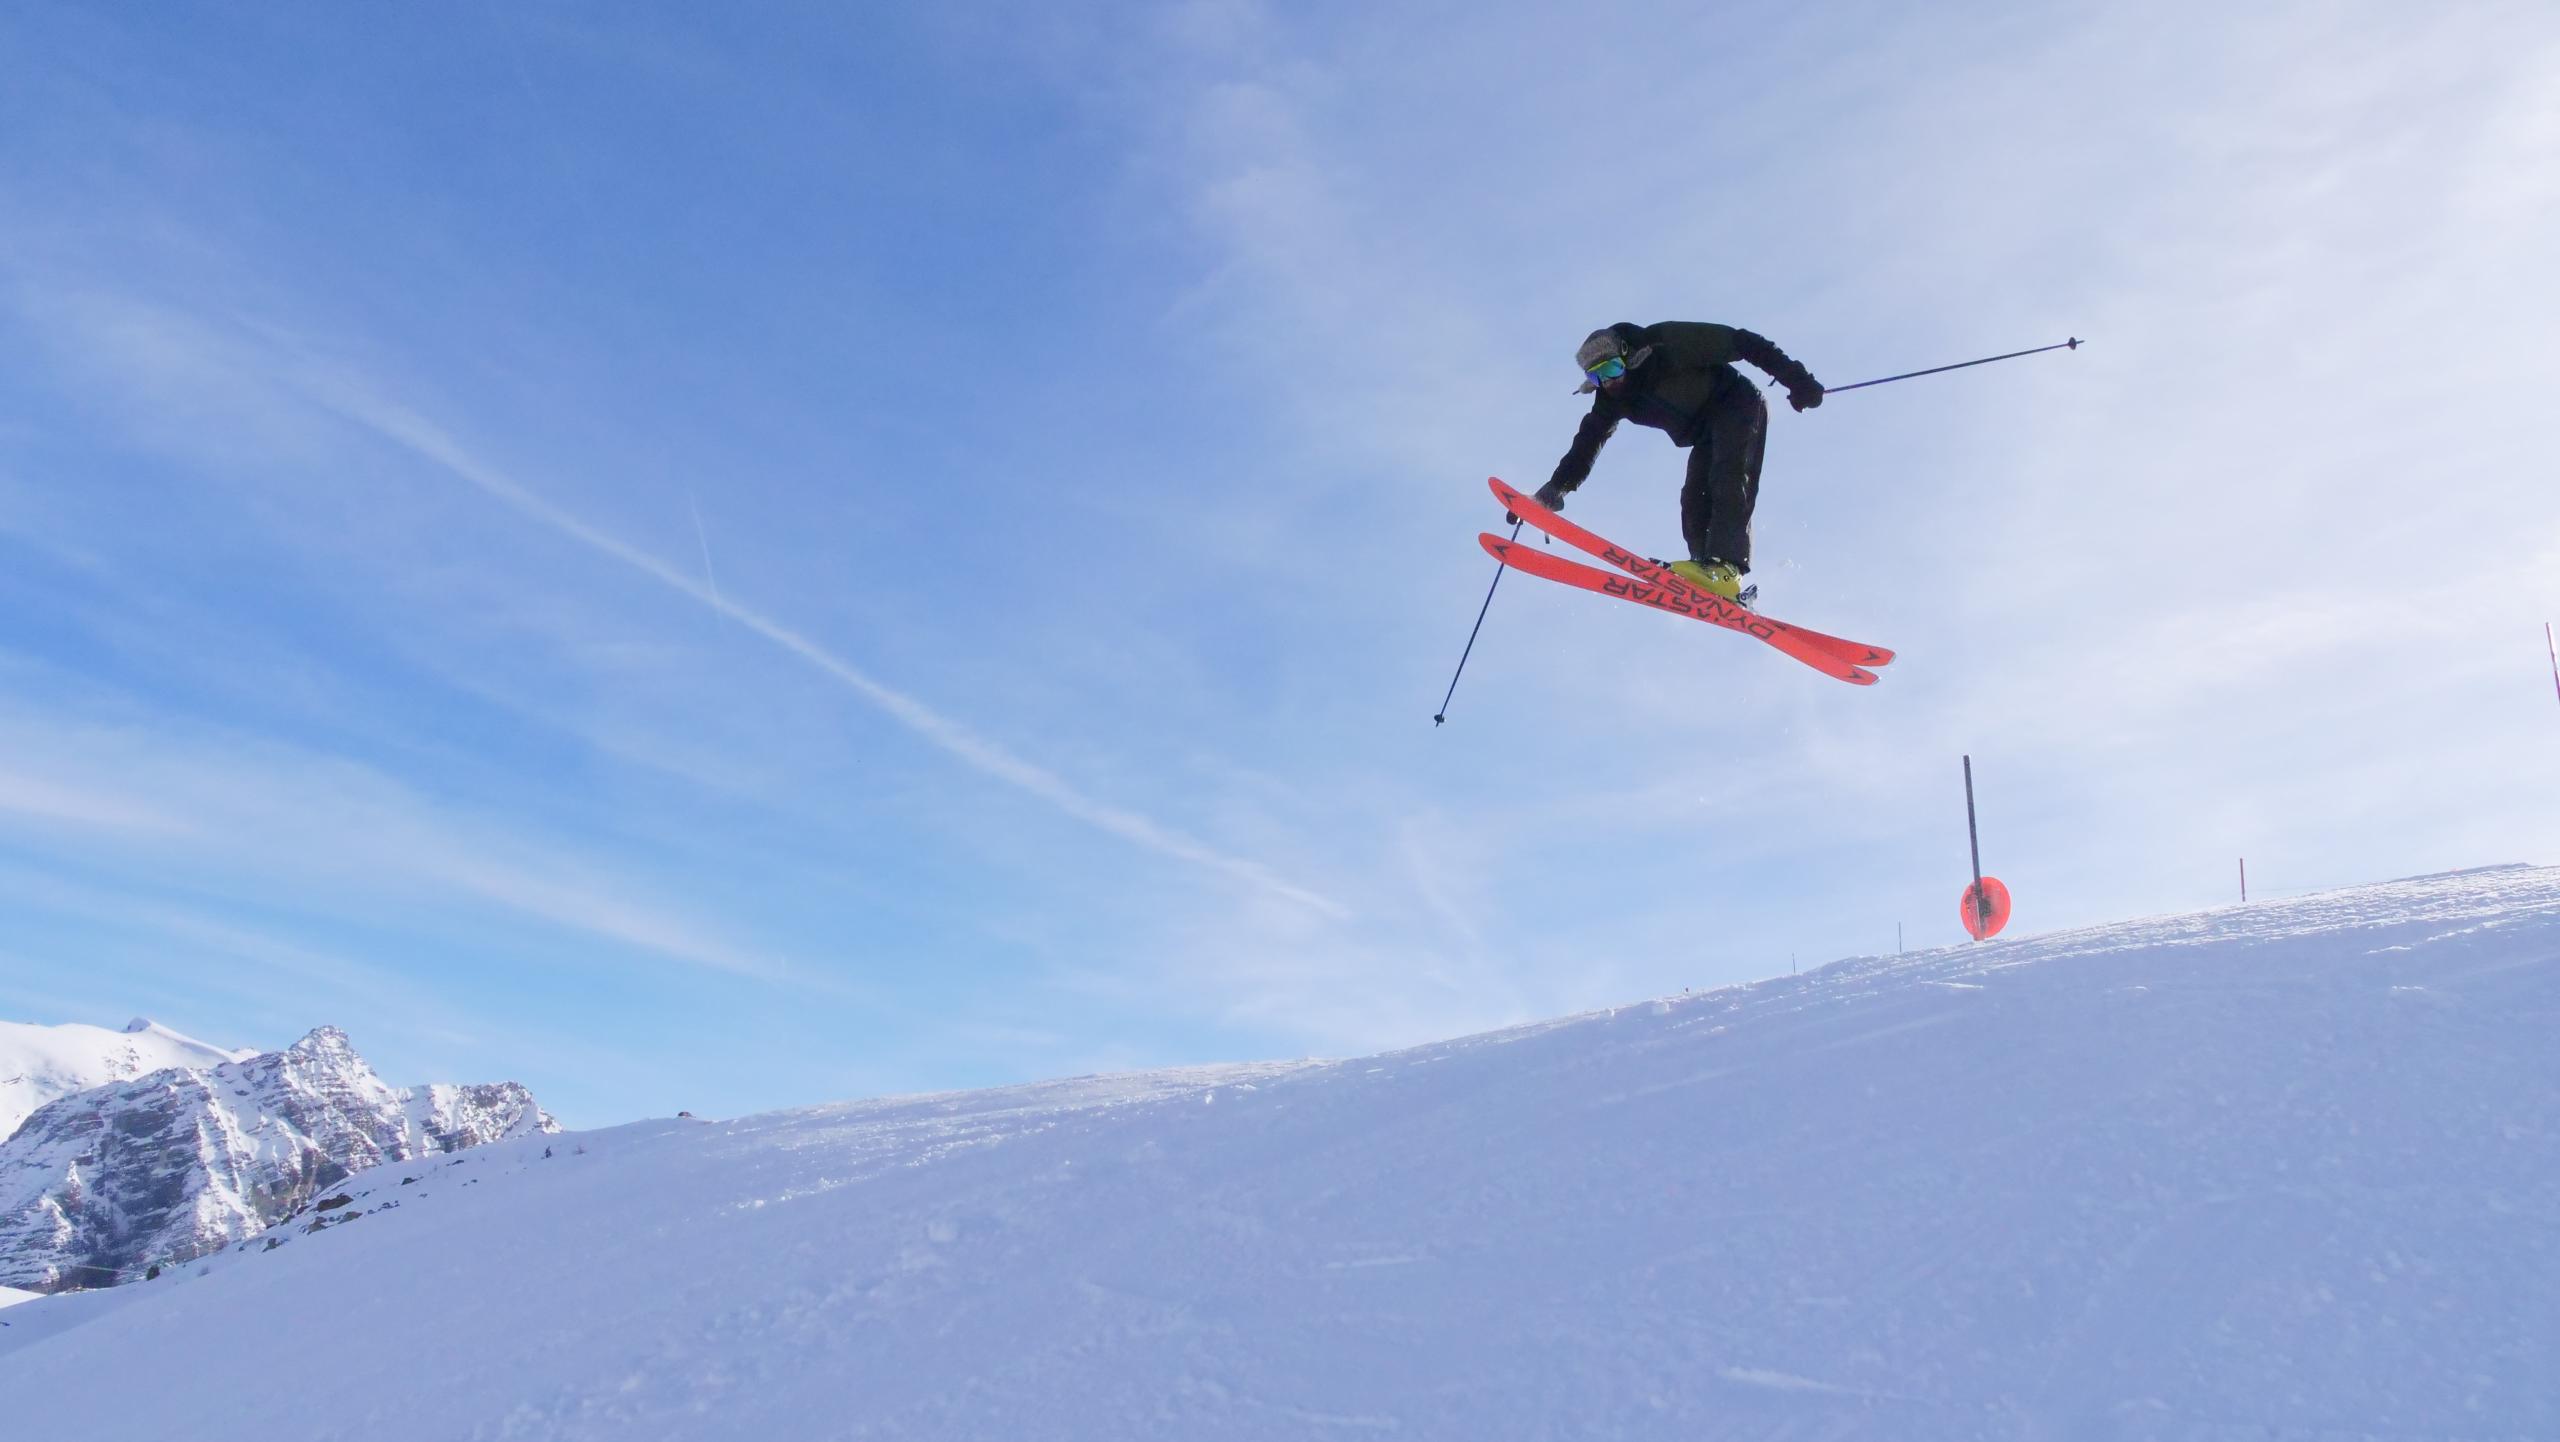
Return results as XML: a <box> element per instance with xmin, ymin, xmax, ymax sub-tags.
<box><xmin>1480</xmin><ymin>476</ymin><xmax>1894</xmax><ymax>686</ymax></box>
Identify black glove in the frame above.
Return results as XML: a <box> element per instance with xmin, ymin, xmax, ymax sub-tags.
<box><xmin>1507</xmin><ymin>479</ymin><xmax>1573</xmax><ymax>524</ymax></box>
<box><xmin>1733</xmin><ymin>329</ymin><xmax>1824</xmax><ymax>414</ymax></box>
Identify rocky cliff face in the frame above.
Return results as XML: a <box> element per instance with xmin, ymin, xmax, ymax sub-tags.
<box><xmin>0</xmin><ymin>1026</ymin><xmax>553</xmax><ymax>1291</ymax></box>
<box><xmin>404</xmin><ymin>1082</ymin><xmax>554</xmax><ymax>1155</ymax></box>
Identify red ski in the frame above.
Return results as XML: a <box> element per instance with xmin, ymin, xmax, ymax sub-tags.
<box><xmin>1484</xmin><ymin>477</ymin><xmax>1893</xmax><ymax>683</ymax></box>
<box><xmin>1478</xmin><ymin>537</ymin><xmax>1880</xmax><ymax>684</ymax></box>
<box><xmin>1489</xmin><ymin>477</ymin><xmax>1892</xmax><ymax>667</ymax></box>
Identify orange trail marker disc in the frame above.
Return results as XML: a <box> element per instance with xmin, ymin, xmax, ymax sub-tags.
<box><xmin>1961</xmin><ymin>876</ymin><xmax>2012</xmax><ymax>940</ymax></box>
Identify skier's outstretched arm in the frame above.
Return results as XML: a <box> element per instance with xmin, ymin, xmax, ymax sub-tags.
<box><xmin>1733</xmin><ymin>329</ymin><xmax>1826</xmax><ymax>412</ymax></box>
<box><xmin>1527</xmin><ymin>408</ymin><xmax>1618</xmax><ymax>515</ymax></box>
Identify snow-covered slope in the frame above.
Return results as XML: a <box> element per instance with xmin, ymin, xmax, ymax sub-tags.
<box><xmin>4</xmin><ymin>866</ymin><xmax>2557</xmax><ymax>1440</ymax></box>
<box><xmin>0</xmin><ymin>1026</ymin><xmax>554</xmax><ymax>1290</ymax></box>
<box><xmin>0</xmin><ymin>1017</ymin><xmax>255</xmax><ymax>1142</ymax></box>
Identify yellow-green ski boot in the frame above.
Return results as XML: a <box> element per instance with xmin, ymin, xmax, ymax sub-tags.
<box><xmin>1667</xmin><ymin>558</ymin><xmax>1745</xmax><ymax>600</ymax></box>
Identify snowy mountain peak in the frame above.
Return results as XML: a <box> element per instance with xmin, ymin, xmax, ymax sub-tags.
<box><xmin>285</xmin><ymin>1025</ymin><xmax>360</xmax><ymax>1062</ymax></box>
<box><xmin>0</xmin><ymin>1026</ymin><xmax>555</xmax><ymax>1292</ymax></box>
<box><xmin>0</xmin><ymin>1017</ymin><xmax>256</xmax><ymax>1142</ymax></box>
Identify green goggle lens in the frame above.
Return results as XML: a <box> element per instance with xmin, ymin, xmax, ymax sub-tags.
<box><xmin>1586</xmin><ymin>357</ymin><xmax>1627</xmax><ymax>382</ymax></box>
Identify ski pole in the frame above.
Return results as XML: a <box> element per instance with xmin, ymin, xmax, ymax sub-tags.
<box><xmin>1826</xmin><ymin>337</ymin><xmax>2082</xmax><ymax>396</ymax></box>
<box><xmin>1433</xmin><ymin>517</ymin><xmax>1526</xmax><ymax>725</ymax></box>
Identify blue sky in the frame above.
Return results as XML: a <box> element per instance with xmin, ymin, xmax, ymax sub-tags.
<box><xmin>3</xmin><ymin>1</ymin><xmax>2555</xmax><ymax>1127</ymax></box>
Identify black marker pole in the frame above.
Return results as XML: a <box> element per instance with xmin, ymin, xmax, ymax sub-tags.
<box><xmin>1964</xmin><ymin>755</ymin><xmax>1988</xmax><ymax>939</ymax></box>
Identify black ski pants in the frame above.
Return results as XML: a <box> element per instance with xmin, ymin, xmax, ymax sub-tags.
<box><xmin>1680</xmin><ymin>382</ymin><xmax>1768</xmax><ymax>573</ymax></box>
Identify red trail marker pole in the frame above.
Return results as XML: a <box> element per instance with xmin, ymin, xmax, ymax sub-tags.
<box><xmin>1960</xmin><ymin>756</ymin><xmax>2012</xmax><ymax>940</ymax></box>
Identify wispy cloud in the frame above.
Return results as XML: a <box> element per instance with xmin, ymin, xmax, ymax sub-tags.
<box><xmin>0</xmin><ymin>703</ymin><xmax>797</xmax><ymax>981</ymax></box>
<box><xmin>288</xmin><ymin>365</ymin><xmax>1351</xmax><ymax>922</ymax></box>
<box><xmin>0</xmin><ymin>768</ymin><xmax>190</xmax><ymax>834</ymax></box>
<box><xmin>6</xmin><ymin>243</ymin><xmax>1348</xmax><ymax>919</ymax></box>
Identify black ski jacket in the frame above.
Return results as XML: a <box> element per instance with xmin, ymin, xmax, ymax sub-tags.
<box><xmin>1548</xmin><ymin>321</ymin><xmax>1817</xmax><ymax>493</ymax></box>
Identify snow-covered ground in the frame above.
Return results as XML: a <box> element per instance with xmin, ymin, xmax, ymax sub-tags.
<box><xmin>4</xmin><ymin>866</ymin><xmax>2556</xmax><ymax>1440</ymax></box>
<box><xmin>0</xmin><ymin>1016</ymin><xmax>254</xmax><ymax>1140</ymax></box>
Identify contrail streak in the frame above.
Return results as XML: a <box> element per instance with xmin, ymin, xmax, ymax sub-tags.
<box><xmin>686</xmin><ymin>489</ymin><xmax>722</xmax><ymax>604</ymax></box>
<box><xmin>307</xmin><ymin>378</ymin><xmax>1349</xmax><ymax>921</ymax></box>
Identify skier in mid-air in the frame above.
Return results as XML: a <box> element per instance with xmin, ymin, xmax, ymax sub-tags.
<box><xmin>1524</xmin><ymin>322</ymin><xmax>1825</xmax><ymax>601</ymax></box>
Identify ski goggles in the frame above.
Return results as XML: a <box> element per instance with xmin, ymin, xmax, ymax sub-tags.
<box><xmin>1583</xmin><ymin>356</ymin><xmax>1627</xmax><ymax>383</ymax></box>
